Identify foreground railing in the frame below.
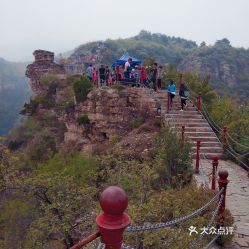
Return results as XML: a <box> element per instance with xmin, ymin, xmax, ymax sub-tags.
<box><xmin>70</xmin><ymin>170</ymin><xmax>229</xmax><ymax>249</ymax></box>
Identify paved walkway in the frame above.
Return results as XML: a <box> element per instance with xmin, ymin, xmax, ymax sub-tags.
<box><xmin>194</xmin><ymin>159</ymin><xmax>249</xmax><ymax>248</ymax></box>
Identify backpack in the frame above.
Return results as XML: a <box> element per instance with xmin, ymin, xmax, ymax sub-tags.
<box><xmin>184</xmin><ymin>90</ymin><xmax>189</xmax><ymax>98</ymax></box>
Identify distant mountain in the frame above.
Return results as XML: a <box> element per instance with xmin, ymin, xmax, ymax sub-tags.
<box><xmin>71</xmin><ymin>31</ymin><xmax>249</xmax><ymax>101</ymax></box>
<box><xmin>178</xmin><ymin>39</ymin><xmax>249</xmax><ymax>100</ymax></box>
<box><xmin>0</xmin><ymin>58</ymin><xmax>31</xmax><ymax>135</ymax></box>
<box><xmin>71</xmin><ymin>30</ymin><xmax>198</xmax><ymax>65</ymax></box>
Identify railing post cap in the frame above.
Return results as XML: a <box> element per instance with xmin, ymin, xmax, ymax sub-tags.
<box><xmin>197</xmin><ymin>140</ymin><xmax>201</xmax><ymax>146</ymax></box>
<box><xmin>218</xmin><ymin>170</ymin><xmax>229</xmax><ymax>185</ymax></box>
<box><xmin>99</xmin><ymin>186</ymin><xmax>128</xmax><ymax>215</ymax></box>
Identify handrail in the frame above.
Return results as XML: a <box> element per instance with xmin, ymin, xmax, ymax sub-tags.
<box><xmin>70</xmin><ymin>231</ymin><xmax>100</xmax><ymax>249</ymax></box>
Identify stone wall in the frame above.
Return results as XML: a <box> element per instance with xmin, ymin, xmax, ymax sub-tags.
<box><xmin>63</xmin><ymin>87</ymin><xmax>159</xmax><ymax>152</ymax></box>
<box><xmin>26</xmin><ymin>50</ymin><xmax>65</xmax><ymax>93</ymax></box>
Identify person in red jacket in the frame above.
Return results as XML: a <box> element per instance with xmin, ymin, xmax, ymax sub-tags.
<box><xmin>141</xmin><ymin>66</ymin><xmax>147</xmax><ymax>87</ymax></box>
<box><xmin>92</xmin><ymin>67</ymin><xmax>98</xmax><ymax>87</ymax></box>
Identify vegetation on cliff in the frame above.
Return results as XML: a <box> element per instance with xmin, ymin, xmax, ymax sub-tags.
<box><xmin>0</xmin><ymin>72</ymin><xmax>235</xmax><ymax>248</ymax></box>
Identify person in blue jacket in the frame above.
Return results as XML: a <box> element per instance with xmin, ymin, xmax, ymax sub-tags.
<box><xmin>167</xmin><ymin>79</ymin><xmax>176</xmax><ymax>108</ymax></box>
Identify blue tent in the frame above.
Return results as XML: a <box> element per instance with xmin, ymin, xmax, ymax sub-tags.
<box><xmin>112</xmin><ymin>52</ymin><xmax>141</xmax><ymax>68</ymax></box>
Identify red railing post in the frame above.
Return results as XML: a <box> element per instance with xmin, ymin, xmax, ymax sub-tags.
<box><xmin>197</xmin><ymin>93</ymin><xmax>201</xmax><ymax>112</ymax></box>
<box><xmin>211</xmin><ymin>157</ymin><xmax>219</xmax><ymax>190</ymax></box>
<box><xmin>223</xmin><ymin>126</ymin><xmax>228</xmax><ymax>146</ymax></box>
<box><xmin>167</xmin><ymin>92</ymin><xmax>170</xmax><ymax>113</ymax></box>
<box><xmin>181</xmin><ymin>125</ymin><xmax>185</xmax><ymax>145</ymax></box>
<box><xmin>195</xmin><ymin>140</ymin><xmax>201</xmax><ymax>173</ymax></box>
<box><xmin>96</xmin><ymin>186</ymin><xmax>131</xmax><ymax>249</ymax></box>
<box><xmin>218</xmin><ymin>170</ymin><xmax>229</xmax><ymax>217</ymax></box>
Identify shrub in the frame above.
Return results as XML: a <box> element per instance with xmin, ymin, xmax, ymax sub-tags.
<box><xmin>154</xmin><ymin>119</ymin><xmax>162</xmax><ymax>127</ymax></box>
<box><xmin>77</xmin><ymin>115</ymin><xmax>90</xmax><ymax>125</ymax></box>
<box><xmin>40</xmin><ymin>74</ymin><xmax>59</xmax><ymax>86</ymax></box>
<box><xmin>20</xmin><ymin>99</ymin><xmax>39</xmax><ymax>116</ymax></box>
<box><xmin>109</xmin><ymin>134</ymin><xmax>122</xmax><ymax>145</ymax></box>
<box><xmin>73</xmin><ymin>76</ymin><xmax>92</xmax><ymax>103</ymax></box>
<box><xmin>130</xmin><ymin>117</ymin><xmax>145</xmax><ymax>128</ymax></box>
<box><xmin>154</xmin><ymin>127</ymin><xmax>192</xmax><ymax>188</ymax></box>
<box><xmin>8</xmin><ymin>140</ymin><xmax>23</xmax><ymax>151</ymax></box>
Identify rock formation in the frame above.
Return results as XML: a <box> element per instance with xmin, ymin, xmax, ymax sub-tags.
<box><xmin>26</xmin><ymin>50</ymin><xmax>65</xmax><ymax>93</ymax></box>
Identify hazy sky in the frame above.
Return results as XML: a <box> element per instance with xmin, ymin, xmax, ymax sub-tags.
<box><xmin>0</xmin><ymin>0</ymin><xmax>248</xmax><ymax>61</ymax></box>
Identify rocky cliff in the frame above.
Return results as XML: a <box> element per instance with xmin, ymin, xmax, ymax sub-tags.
<box><xmin>63</xmin><ymin>87</ymin><xmax>160</xmax><ymax>153</ymax></box>
<box><xmin>24</xmin><ymin>50</ymin><xmax>162</xmax><ymax>154</ymax></box>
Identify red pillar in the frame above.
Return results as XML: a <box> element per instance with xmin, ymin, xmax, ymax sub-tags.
<box><xmin>181</xmin><ymin>126</ymin><xmax>185</xmax><ymax>145</ymax></box>
<box><xmin>197</xmin><ymin>93</ymin><xmax>201</xmax><ymax>112</ymax></box>
<box><xmin>218</xmin><ymin>170</ymin><xmax>229</xmax><ymax>217</ymax></box>
<box><xmin>96</xmin><ymin>186</ymin><xmax>131</xmax><ymax>249</ymax></box>
<box><xmin>167</xmin><ymin>92</ymin><xmax>170</xmax><ymax>113</ymax></box>
<box><xmin>195</xmin><ymin>140</ymin><xmax>201</xmax><ymax>173</ymax></box>
<box><xmin>223</xmin><ymin>126</ymin><xmax>228</xmax><ymax>146</ymax></box>
<box><xmin>211</xmin><ymin>157</ymin><xmax>219</xmax><ymax>190</ymax></box>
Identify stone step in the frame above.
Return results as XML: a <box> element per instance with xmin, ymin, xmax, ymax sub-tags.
<box><xmin>165</xmin><ymin>118</ymin><xmax>207</xmax><ymax>123</ymax></box>
<box><xmin>172</xmin><ymin>123</ymin><xmax>210</xmax><ymax>128</ymax></box>
<box><xmin>191</xmin><ymin>152</ymin><xmax>223</xmax><ymax>159</ymax></box>
<box><xmin>191</xmin><ymin>141</ymin><xmax>221</xmax><ymax>147</ymax></box>
<box><xmin>161</xmin><ymin>107</ymin><xmax>198</xmax><ymax>114</ymax></box>
<box><xmin>169</xmin><ymin>110</ymin><xmax>199</xmax><ymax>115</ymax></box>
<box><xmin>191</xmin><ymin>147</ymin><xmax>223</xmax><ymax>153</ymax></box>
<box><xmin>188</xmin><ymin>136</ymin><xmax>220</xmax><ymax>142</ymax></box>
<box><xmin>185</xmin><ymin>131</ymin><xmax>217</xmax><ymax>137</ymax></box>
<box><xmin>172</xmin><ymin>126</ymin><xmax>213</xmax><ymax>132</ymax></box>
<box><xmin>166</xmin><ymin>114</ymin><xmax>203</xmax><ymax>119</ymax></box>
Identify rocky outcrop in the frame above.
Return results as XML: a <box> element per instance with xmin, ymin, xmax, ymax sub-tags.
<box><xmin>26</xmin><ymin>50</ymin><xmax>65</xmax><ymax>93</ymax></box>
<box><xmin>63</xmin><ymin>87</ymin><xmax>160</xmax><ymax>153</ymax></box>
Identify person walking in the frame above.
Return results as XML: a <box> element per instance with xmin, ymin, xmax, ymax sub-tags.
<box><xmin>151</xmin><ymin>62</ymin><xmax>158</xmax><ymax>91</ymax></box>
<box><xmin>179</xmin><ymin>82</ymin><xmax>189</xmax><ymax>111</ymax></box>
<box><xmin>105</xmin><ymin>65</ymin><xmax>110</xmax><ymax>85</ymax></box>
<box><xmin>86</xmin><ymin>64</ymin><xmax>93</xmax><ymax>81</ymax></box>
<box><xmin>141</xmin><ymin>66</ymin><xmax>147</xmax><ymax>87</ymax></box>
<box><xmin>167</xmin><ymin>79</ymin><xmax>176</xmax><ymax>108</ymax></box>
<box><xmin>92</xmin><ymin>67</ymin><xmax>98</xmax><ymax>87</ymax></box>
<box><xmin>124</xmin><ymin>58</ymin><xmax>132</xmax><ymax>79</ymax></box>
<box><xmin>99</xmin><ymin>65</ymin><xmax>106</xmax><ymax>86</ymax></box>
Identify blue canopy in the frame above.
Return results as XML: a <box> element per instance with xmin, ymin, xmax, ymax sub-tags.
<box><xmin>112</xmin><ymin>52</ymin><xmax>141</xmax><ymax>68</ymax></box>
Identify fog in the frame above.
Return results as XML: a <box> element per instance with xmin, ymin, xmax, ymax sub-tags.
<box><xmin>0</xmin><ymin>0</ymin><xmax>248</xmax><ymax>61</ymax></box>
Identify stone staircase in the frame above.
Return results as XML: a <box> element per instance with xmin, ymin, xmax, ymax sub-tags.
<box><xmin>156</xmin><ymin>90</ymin><xmax>223</xmax><ymax>159</ymax></box>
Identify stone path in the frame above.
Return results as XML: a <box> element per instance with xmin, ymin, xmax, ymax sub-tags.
<box><xmin>194</xmin><ymin>158</ymin><xmax>249</xmax><ymax>248</ymax></box>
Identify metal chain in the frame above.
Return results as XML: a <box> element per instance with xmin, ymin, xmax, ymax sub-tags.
<box><xmin>125</xmin><ymin>189</ymin><xmax>224</xmax><ymax>232</ymax></box>
<box><xmin>122</xmin><ymin>243</ymin><xmax>135</xmax><ymax>249</ymax></box>
<box><xmin>190</xmin><ymin>194</ymin><xmax>224</xmax><ymax>249</ymax></box>
<box><xmin>227</xmin><ymin>132</ymin><xmax>249</xmax><ymax>150</ymax></box>
<box><xmin>202</xmin><ymin>234</ymin><xmax>220</xmax><ymax>249</ymax></box>
<box><xmin>201</xmin><ymin>103</ymin><xmax>222</xmax><ymax>133</ymax></box>
<box><xmin>97</xmin><ymin>243</ymin><xmax>134</xmax><ymax>249</ymax></box>
<box><xmin>225</xmin><ymin>149</ymin><xmax>249</xmax><ymax>170</ymax></box>
<box><xmin>97</xmin><ymin>243</ymin><xmax>105</xmax><ymax>249</ymax></box>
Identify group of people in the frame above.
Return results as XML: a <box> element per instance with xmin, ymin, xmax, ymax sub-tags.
<box><xmin>86</xmin><ymin>64</ymin><xmax>111</xmax><ymax>86</ymax></box>
<box><xmin>85</xmin><ymin>57</ymin><xmax>189</xmax><ymax>111</ymax></box>
<box><xmin>124</xmin><ymin>58</ymin><xmax>164</xmax><ymax>90</ymax></box>
<box><xmin>85</xmin><ymin>58</ymin><xmax>164</xmax><ymax>89</ymax></box>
